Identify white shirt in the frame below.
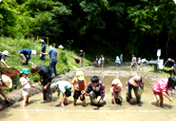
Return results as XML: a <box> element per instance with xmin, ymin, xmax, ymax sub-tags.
<box><xmin>19</xmin><ymin>77</ymin><xmax>31</xmax><ymax>89</ymax></box>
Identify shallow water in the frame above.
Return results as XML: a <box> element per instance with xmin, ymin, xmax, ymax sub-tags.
<box><xmin>1</xmin><ymin>66</ymin><xmax>176</xmax><ymax>121</ymax></box>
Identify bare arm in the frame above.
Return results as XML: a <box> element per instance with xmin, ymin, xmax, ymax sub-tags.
<box><xmin>20</xmin><ymin>79</ymin><xmax>30</xmax><ymax>87</ymax></box>
<box><xmin>40</xmin><ymin>52</ymin><xmax>49</xmax><ymax>55</ymax></box>
<box><xmin>112</xmin><ymin>93</ymin><xmax>116</xmax><ymax>105</ymax></box>
<box><xmin>163</xmin><ymin>91</ymin><xmax>172</xmax><ymax>101</ymax></box>
<box><xmin>1</xmin><ymin>59</ymin><xmax>10</xmax><ymax>68</ymax></box>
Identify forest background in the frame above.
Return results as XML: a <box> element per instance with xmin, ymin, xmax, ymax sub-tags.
<box><xmin>1</xmin><ymin>0</ymin><xmax>176</xmax><ymax>62</ymax></box>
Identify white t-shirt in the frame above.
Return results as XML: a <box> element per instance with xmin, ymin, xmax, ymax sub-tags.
<box><xmin>19</xmin><ymin>77</ymin><xmax>31</xmax><ymax>89</ymax></box>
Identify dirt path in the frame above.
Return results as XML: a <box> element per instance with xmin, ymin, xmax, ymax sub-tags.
<box><xmin>1</xmin><ymin>66</ymin><xmax>176</xmax><ymax>121</ymax></box>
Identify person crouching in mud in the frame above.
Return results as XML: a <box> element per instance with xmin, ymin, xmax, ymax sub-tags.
<box><xmin>126</xmin><ymin>75</ymin><xmax>144</xmax><ymax>104</ymax></box>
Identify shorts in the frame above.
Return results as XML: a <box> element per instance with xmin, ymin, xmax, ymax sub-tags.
<box><xmin>65</xmin><ymin>89</ymin><xmax>71</xmax><ymax>97</ymax></box>
<box><xmin>22</xmin><ymin>88</ymin><xmax>31</xmax><ymax>96</ymax></box>
<box><xmin>73</xmin><ymin>90</ymin><xmax>85</xmax><ymax>101</ymax></box>
<box><xmin>153</xmin><ymin>90</ymin><xmax>161</xmax><ymax>95</ymax></box>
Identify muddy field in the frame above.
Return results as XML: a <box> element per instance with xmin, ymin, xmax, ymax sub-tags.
<box><xmin>1</xmin><ymin>65</ymin><xmax>176</xmax><ymax>121</ymax></box>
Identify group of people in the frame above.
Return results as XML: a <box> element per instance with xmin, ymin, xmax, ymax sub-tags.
<box><xmin>93</xmin><ymin>55</ymin><xmax>105</xmax><ymax>67</ymax></box>
<box><xmin>131</xmin><ymin>55</ymin><xmax>148</xmax><ymax>67</ymax></box>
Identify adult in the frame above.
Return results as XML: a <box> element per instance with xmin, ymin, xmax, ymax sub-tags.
<box><xmin>41</xmin><ymin>44</ymin><xmax>58</xmax><ymax>76</ymax></box>
<box><xmin>100</xmin><ymin>55</ymin><xmax>105</xmax><ymax>67</ymax></box>
<box><xmin>19</xmin><ymin>49</ymin><xmax>36</xmax><ymax>65</ymax></box>
<box><xmin>163</xmin><ymin>58</ymin><xmax>176</xmax><ymax>76</ymax></box>
<box><xmin>115</xmin><ymin>56</ymin><xmax>121</xmax><ymax>67</ymax></box>
<box><xmin>126</xmin><ymin>75</ymin><xmax>144</xmax><ymax>104</ymax></box>
<box><xmin>0</xmin><ymin>74</ymin><xmax>12</xmax><ymax>110</ymax></box>
<box><xmin>39</xmin><ymin>39</ymin><xmax>46</xmax><ymax>61</ymax></box>
<box><xmin>78</xmin><ymin>50</ymin><xmax>84</xmax><ymax>67</ymax></box>
<box><xmin>131</xmin><ymin>55</ymin><xmax>137</xmax><ymax>67</ymax></box>
<box><xmin>120</xmin><ymin>54</ymin><xmax>123</xmax><ymax>63</ymax></box>
<box><xmin>0</xmin><ymin>50</ymin><xmax>10</xmax><ymax>68</ymax></box>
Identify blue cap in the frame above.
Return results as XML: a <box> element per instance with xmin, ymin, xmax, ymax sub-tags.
<box><xmin>21</xmin><ymin>68</ymin><xmax>29</xmax><ymax>74</ymax></box>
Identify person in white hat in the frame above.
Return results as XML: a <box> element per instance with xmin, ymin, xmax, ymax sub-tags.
<box><xmin>0</xmin><ymin>74</ymin><xmax>12</xmax><ymax>110</ymax></box>
<box><xmin>110</xmin><ymin>78</ymin><xmax>123</xmax><ymax>105</ymax></box>
<box><xmin>0</xmin><ymin>50</ymin><xmax>10</xmax><ymax>68</ymax></box>
<box><xmin>39</xmin><ymin>39</ymin><xmax>46</xmax><ymax>61</ymax></box>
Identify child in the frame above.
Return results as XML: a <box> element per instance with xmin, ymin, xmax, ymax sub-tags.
<box><xmin>72</xmin><ymin>71</ymin><xmax>87</xmax><ymax>107</ymax></box>
<box><xmin>152</xmin><ymin>76</ymin><xmax>176</xmax><ymax>107</ymax></box>
<box><xmin>85</xmin><ymin>76</ymin><xmax>105</xmax><ymax>106</ymax></box>
<box><xmin>19</xmin><ymin>68</ymin><xmax>35</xmax><ymax>108</ymax></box>
<box><xmin>126</xmin><ymin>75</ymin><xmax>144</xmax><ymax>104</ymax></box>
<box><xmin>50</xmin><ymin>80</ymin><xmax>72</xmax><ymax>107</ymax></box>
<box><xmin>110</xmin><ymin>79</ymin><xmax>123</xmax><ymax>105</ymax></box>
<box><xmin>30</xmin><ymin>65</ymin><xmax>54</xmax><ymax>102</ymax></box>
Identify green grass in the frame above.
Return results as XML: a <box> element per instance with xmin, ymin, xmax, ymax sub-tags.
<box><xmin>0</xmin><ymin>37</ymin><xmax>92</xmax><ymax>93</ymax></box>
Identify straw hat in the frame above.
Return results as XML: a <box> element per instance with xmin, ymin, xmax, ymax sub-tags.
<box><xmin>2</xmin><ymin>74</ymin><xmax>12</xmax><ymax>88</ymax></box>
<box><xmin>1</xmin><ymin>50</ymin><xmax>10</xmax><ymax>57</ymax></box>
<box><xmin>112</xmin><ymin>79</ymin><xmax>122</xmax><ymax>87</ymax></box>
<box><xmin>39</xmin><ymin>39</ymin><xmax>45</xmax><ymax>43</ymax></box>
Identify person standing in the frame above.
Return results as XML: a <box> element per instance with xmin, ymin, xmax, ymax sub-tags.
<box><xmin>41</xmin><ymin>44</ymin><xmax>58</xmax><ymax>76</ymax></box>
<box><xmin>39</xmin><ymin>39</ymin><xmax>46</xmax><ymax>61</ymax></box>
<box><xmin>0</xmin><ymin>50</ymin><xmax>10</xmax><ymax>68</ymax></box>
<box><xmin>19</xmin><ymin>49</ymin><xmax>36</xmax><ymax>65</ymax></box>
<box><xmin>120</xmin><ymin>54</ymin><xmax>123</xmax><ymax>63</ymax></box>
<box><xmin>78</xmin><ymin>50</ymin><xmax>84</xmax><ymax>67</ymax></box>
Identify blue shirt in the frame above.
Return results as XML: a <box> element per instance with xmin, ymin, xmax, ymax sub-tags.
<box><xmin>78</xmin><ymin>53</ymin><xmax>83</xmax><ymax>57</ymax></box>
<box><xmin>56</xmin><ymin>81</ymin><xmax>72</xmax><ymax>94</ymax></box>
<box><xmin>20</xmin><ymin>49</ymin><xmax>32</xmax><ymax>59</ymax></box>
<box><xmin>41</xmin><ymin>44</ymin><xmax>46</xmax><ymax>53</ymax></box>
<box><xmin>47</xmin><ymin>47</ymin><xmax>58</xmax><ymax>62</ymax></box>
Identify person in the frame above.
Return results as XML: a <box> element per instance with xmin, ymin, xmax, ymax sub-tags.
<box><xmin>41</xmin><ymin>44</ymin><xmax>58</xmax><ymax>76</ymax></box>
<box><xmin>78</xmin><ymin>50</ymin><xmax>84</xmax><ymax>67</ymax></box>
<box><xmin>152</xmin><ymin>77</ymin><xmax>176</xmax><ymax>107</ymax></box>
<box><xmin>50</xmin><ymin>80</ymin><xmax>72</xmax><ymax>107</ymax></box>
<box><xmin>163</xmin><ymin>58</ymin><xmax>176</xmax><ymax>75</ymax></box>
<box><xmin>19</xmin><ymin>49</ymin><xmax>36</xmax><ymax>65</ymax></box>
<box><xmin>0</xmin><ymin>50</ymin><xmax>10</xmax><ymax>68</ymax></box>
<box><xmin>39</xmin><ymin>39</ymin><xmax>46</xmax><ymax>61</ymax></box>
<box><xmin>138</xmin><ymin>58</ymin><xmax>142</xmax><ymax>66</ymax></box>
<box><xmin>30</xmin><ymin>64</ymin><xmax>54</xmax><ymax>102</ymax></box>
<box><xmin>85</xmin><ymin>76</ymin><xmax>105</xmax><ymax>106</ymax></box>
<box><xmin>100</xmin><ymin>55</ymin><xmax>105</xmax><ymax>67</ymax></box>
<box><xmin>0</xmin><ymin>74</ymin><xmax>12</xmax><ymax>110</ymax></box>
<box><xmin>93</xmin><ymin>56</ymin><xmax>98</xmax><ymax>67</ymax></box>
<box><xmin>115</xmin><ymin>56</ymin><xmax>121</xmax><ymax>67</ymax></box>
<box><xmin>19</xmin><ymin>68</ymin><xmax>35</xmax><ymax>108</ymax></box>
<box><xmin>131</xmin><ymin>55</ymin><xmax>137</xmax><ymax>67</ymax></box>
<box><xmin>120</xmin><ymin>54</ymin><xmax>123</xmax><ymax>63</ymax></box>
<box><xmin>72</xmin><ymin>71</ymin><xmax>87</xmax><ymax>107</ymax></box>
<box><xmin>126</xmin><ymin>75</ymin><xmax>144</xmax><ymax>104</ymax></box>
<box><xmin>110</xmin><ymin>78</ymin><xmax>123</xmax><ymax>105</ymax></box>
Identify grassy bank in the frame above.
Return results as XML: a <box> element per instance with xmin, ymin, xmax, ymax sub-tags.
<box><xmin>0</xmin><ymin>37</ymin><xmax>92</xmax><ymax>93</ymax></box>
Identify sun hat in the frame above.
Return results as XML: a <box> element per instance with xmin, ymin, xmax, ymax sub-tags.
<box><xmin>76</xmin><ymin>71</ymin><xmax>84</xmax><ymax>81</ymax></box>
<box><xmin>50</xmin><ymin>83</ymin><xmax>57</xmax><ymax>93</ymax></box>
<box><xmin>58</xmin><ymin>45</ymin><xmax>64</xmax><ymax>49</ymax></box>
<box><xmin>112</xmin><ymin>79</ymin><xmax>122</xmax><ymax>87</ymax></box>
<box><xmin>31</xmin><ymin>50</ymin><xmax>36</xmax><ymax>55</ymax></box>
<box><xmin>1</xmin><ymin>50</ymin><xmax>10</xmax><ymax>57</ymax></box>
<box><xmin>2</xmin><ymin>74</ymin><xmax>12</xmax><ymax>88</ymax></box>
<box><xmin>21</xmin><ymin>68</ymin><xmax>29</xmax><ymax>74</ymax></box>
<box><xmin>39</xmin><ymin>39</ymin><xmax>45</xmax><ymax>43</ymax></box>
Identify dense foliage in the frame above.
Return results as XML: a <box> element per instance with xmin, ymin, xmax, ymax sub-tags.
<box><xmin>1</xmin><ymin>0</ymin><xmax>176</xmax><ymax>61</ymax></box>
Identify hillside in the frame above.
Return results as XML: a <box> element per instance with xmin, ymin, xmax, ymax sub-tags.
<box><xmin>0</xmin><ymin>37</ymin><xmax>92</xmax><ymax>92</ymax></box>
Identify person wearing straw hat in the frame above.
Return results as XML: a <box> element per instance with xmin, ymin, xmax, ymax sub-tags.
<box><xmin>110</xmin><ymin>78</ymin><xmax>123</xmax><ymax>105</ymax></box>
<box><xmin>50</xmin><ymin>80</ymin><xmax>72</xmax><ymax>107</ymax></box>
<box><xmin>0</xmin><ymin>50</ymin><xmax>10</xmax><ymax>68</ymax></box>
<box><xmin>19</xmin><ymin>49</ymin><xmax>36</xmax><ymax>65</ymax></box>
<box><xmin>0</xmin><ymin>74</ymin><xmax>12</xmax><ymax>110</ymax></box>
<box><xmin>39</xmin><ymin>39</ymin><xmax>46</xmax><ymax>61</ymax></box>
<box><xmin>126</xmin><ymin>75</ymin><xmax>144</xmax><ymax>104</ymax></box>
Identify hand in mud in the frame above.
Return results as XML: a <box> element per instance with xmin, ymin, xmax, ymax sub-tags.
<box><xmin>5</xmin><ymin>99</ymin><xmax>10</xmax><ymax>106</ymax></box>
<box><xmin>61</xmin><ymin>103</ymin><xmax>65</xmax><ymax>107</ymax></box>
<box><xmin>130</xmin><ymin>99</ymin><xmax>133</xmax><ymax>104</ymax></box>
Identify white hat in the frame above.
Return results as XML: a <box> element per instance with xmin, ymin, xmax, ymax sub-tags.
<box><xmin>39</xmin><ymin>39</ymin><xmax>45</xmax><ymax>43</ymax></box>
<box><xmin>112</xmin><ymin>79</ymin><xmax>122</xmax><ymax>87</ymax></box>
<box><xmin>31</xmin><ymin>50</ymin><xmax>36</xmax><ymax>55</ymax></box>
<box><xmin>58</xmin><ymin>45</ymin><xmax>64</xmax><ymax>49</ymax></box>
<box><xmin>76</xmin><ymin>71</ymin><xmax>84</xmax><ymax>81</ymax></box>
<box><xmin>2</xmin><ymin>74</ymin><xmax>12</xmax><ymax>88</ymax></box>
<box><xmin>1</xmin><ymin>50</ymin><xmax>10</xmax><ymax>57</ymax></box>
